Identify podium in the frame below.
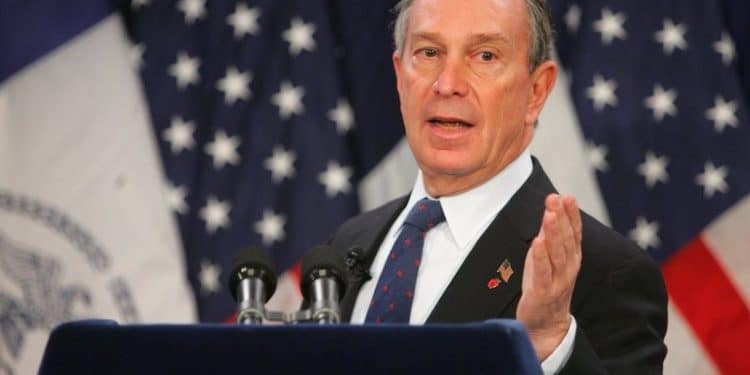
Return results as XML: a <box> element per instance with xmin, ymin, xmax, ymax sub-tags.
<box><xmin>39</xmin><ymin>319</ymin><xmax>542</xmax><ymax>374</ymax></box>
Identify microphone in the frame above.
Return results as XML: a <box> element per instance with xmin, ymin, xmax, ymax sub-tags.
<box><xmin>300</xmin><ymin>245</ymin><xmax>347</xmax><ymax>324</ymax></box>
<box><xmin>345</xmin><ymin>246</ymin><xmax>372</xmax><ymax>283</ymax></box>
<box><xmin>228</xmin><ymin>246</ymin><xmax>277</xmax><ymax>325</ymax></box>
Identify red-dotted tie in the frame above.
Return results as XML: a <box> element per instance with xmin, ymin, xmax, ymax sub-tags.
<box><xmin>365</xmin><ymin>198</ymin><xmax>445</xmax><ymax>324</ymax></box>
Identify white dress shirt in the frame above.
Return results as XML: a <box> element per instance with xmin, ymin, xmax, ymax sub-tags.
<box><xmin>350</xmin><ymin>149</ymin><xmax>575</xmax><ymax>374</ymax></box>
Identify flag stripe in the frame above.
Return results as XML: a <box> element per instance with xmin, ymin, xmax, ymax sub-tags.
<box><xmin>264</xmin><ymin>264</ymin><xmax>302</xmax><ymax>313</ymax></box>
<box><xmin>704</xmin><ymin>196</ymin><xmax>750</xmax><ymax>304</ymax></box>
<box><xmin>663</xmin><ymin>303</ymin><xmax>717</xmax><ymax>374</ymax></box>
<box><xmin>533</xmin><ymin>65</ymin><xmax>610</xmax><ymax>225</ymax></box>
<box><xmin>662</xmin><ymin>237</ymin><xmax>750</xmax><ymax>374</ymax></box>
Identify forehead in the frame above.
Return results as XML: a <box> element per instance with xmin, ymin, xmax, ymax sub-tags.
<box><xmin>406</xmin><ymin>0</ymin><xmax>527</xmax><ymax>43</ymax></box>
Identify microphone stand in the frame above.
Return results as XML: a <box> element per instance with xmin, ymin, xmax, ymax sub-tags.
<box><xmin>248</xmin><ymin>274</ymin><xmax>342</xmax><ymax>325</ymax></box>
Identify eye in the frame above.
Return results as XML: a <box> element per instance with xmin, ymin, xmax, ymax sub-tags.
<box><xmin>478</xmin><ymin>51</ymin><xmax>496</xmax><ymax>62</ymax></box>
<box><xmin>420</xmin><ymin>48</ymin><xmax>438</xmax><ymax>58</ymax></box>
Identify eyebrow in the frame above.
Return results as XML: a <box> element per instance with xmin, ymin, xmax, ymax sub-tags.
<box><xmin>411</xmin><ymin>32</ymin><xmax>444</xmax><ymax>45</ymax></box>
<box><xmin>468</xmin><ymin>33</ymin><xmax>512</xmax><ymax>46</ymax></box>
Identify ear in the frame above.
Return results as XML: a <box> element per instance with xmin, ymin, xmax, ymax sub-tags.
<box><xmin>525</xmin><ymin>60</ymin><xmax>558</xmax><ymax>127</ymax></box>
<box><xmin>393</xmin><ymin>51</ymin><xmax>404</xmax><ymax>99</ymax></box>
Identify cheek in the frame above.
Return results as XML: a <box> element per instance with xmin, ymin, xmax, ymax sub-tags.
<box><xmin>400</xmin><ymin>79</ymin><xmax>432</xmax><ymax>120</ymax></box>
<box><xmin>480</xmin><ymin>90</ymin><xmax>528</xmax><ymax>150</ymax></box>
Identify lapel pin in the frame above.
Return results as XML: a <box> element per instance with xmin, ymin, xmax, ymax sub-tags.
<box><xmin>498</xmin><ymin>259</ymin><xmax>514</xmax><ymax>282</ymax></box>
<box><xmin>487</xmin><ymin>259</ymin><xmax>514</xmax><ymax>290</ymax></box>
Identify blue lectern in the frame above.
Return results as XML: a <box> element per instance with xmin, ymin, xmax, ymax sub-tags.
<box><xmin>39</xmin><ymin>319</ymin><xmax>542</xmax><ymax>374</ymax></box>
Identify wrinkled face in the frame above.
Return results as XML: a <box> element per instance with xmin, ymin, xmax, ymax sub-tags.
<box><xmin>394</xmin><ymin>0</ymin><xmax>553</xmax><ymax>196</ymax></box>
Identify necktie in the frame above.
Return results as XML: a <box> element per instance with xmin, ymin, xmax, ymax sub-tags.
<box><xmin>365</xmin><ymin>198</ymin><xmax>445</xmax><ymax>324</ymax></box>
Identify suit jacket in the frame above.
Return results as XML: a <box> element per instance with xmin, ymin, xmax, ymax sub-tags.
<box><xmin>329</xmin><ymin>158</ymin><xmax>668</xmax><ymax>374</ymax></box>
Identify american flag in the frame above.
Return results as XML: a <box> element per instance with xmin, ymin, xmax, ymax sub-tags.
<box><xmin>549</xmin><ymin>1</ymin><xmax>750</xmax><ymax>373</ymax></box>
<box><xmin>121</xmin><ymin>0</ymin><xmax>750</xmax><ymax>373</ymax></box>
<box><xmin>123</xmin><ymin>0</ymin><xmax>403</xmax><ymax>321</ymax></box>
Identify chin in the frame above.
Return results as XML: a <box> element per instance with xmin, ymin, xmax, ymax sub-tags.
<box><xmin>419</xmin><ymin>154</ymin><xmax>478</xmax><ymax>178</ymax></box>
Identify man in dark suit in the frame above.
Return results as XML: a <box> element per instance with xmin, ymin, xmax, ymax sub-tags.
<box><xmin>329</xmin><ymin>0</ymin><xmax>667</xmax><ymax>373</ymax></box>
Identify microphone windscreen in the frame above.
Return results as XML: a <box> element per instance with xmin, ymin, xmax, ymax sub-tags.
<box><xmin>228</xmin><ymin>246</ymin><xmax>277</xmax><ymax>302</ymax></box>
<box><xmin>300</xmin><ymin>244</ymin><xmax>346</xmax><ymax>300</ymax></box>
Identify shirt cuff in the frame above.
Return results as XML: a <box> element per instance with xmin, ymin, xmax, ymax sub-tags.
<box><xmin>540</xmin><ymin>316</ymin><xmax>577</xmax><ymax>375</ymax></box>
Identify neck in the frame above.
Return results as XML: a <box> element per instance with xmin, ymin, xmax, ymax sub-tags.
<box><xmin>422</xmin><ymin>167</ymin><xmax>506</xmax><ymax>197</ymax></box>
<box><xmin>421</xmin><ymin>150</ymin><xmax>528</xmax><ymax>198</ymax></box>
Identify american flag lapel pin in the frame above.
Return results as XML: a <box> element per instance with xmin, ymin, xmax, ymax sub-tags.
<box><xmin>498</xmin><ymin>259</ymin><xmax>514</xmax><ymax>282</ymax></box>
<box><xmin>487</xmin><ymin>259</ymin><xmax>514</xmax><ymax>289</ymax></box>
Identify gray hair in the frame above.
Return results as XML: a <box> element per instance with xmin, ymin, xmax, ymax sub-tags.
<box><xmin>392</xmin><ymin>0</ymin><xmax>554</xmax><ymax>71</ymax></box>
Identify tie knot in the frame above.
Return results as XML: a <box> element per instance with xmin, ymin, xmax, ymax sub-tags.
<box><xmin>404</xmin><ymin>198</ymin><xmax>445</xmax><ymax>232</ymax></box>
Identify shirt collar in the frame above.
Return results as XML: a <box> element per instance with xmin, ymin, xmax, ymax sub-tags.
<box><xmin>401</xmin><ymin>149</ymin><xmax>533</xmax><ymax>249</ymax></box>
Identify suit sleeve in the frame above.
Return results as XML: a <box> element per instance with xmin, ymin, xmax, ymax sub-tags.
<box><xmin>560</xmin><ymin>252</ymin><xmax>668</xmax><ymax>375</ymax></box>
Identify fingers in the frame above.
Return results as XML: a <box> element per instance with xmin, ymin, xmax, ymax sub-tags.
<box><xmin>545</xmin><ymin>195</ymin><xmax>577</xmax><ymax>255</ymax></box>
<box><xmin>517</xmin><ymin>194</ymin><xmax>582</xmax><ymax>351</ymax></box>
<box><xmin>531</xmin><ymin>234</ymin><xmax>552</xmax><ymax>287</ymax></box>
<box><xmin>563</xmin><ymin>196</ymin><xmax>583</xmax><ymax>279</ymax></box>
<box><xmin>525</xmin><ymin>194</ymin><xmax>583</xmax><ymax>293</ymax></box>
<box><xmin>543</xmin><ymin>194</ymin><xmax>579</xmax><ymax>278</ymax></box>
<box><xmin>563</xmin><ymin>196</ymin><xmax>583</xmax><ymax>245</ymax></box>
<box><xmin>522</xmin><ymin>234</ymin><xmax>549</xmax><ymax>294</ymax></box>
<box><xmin>543</xmin><ymin>210</ymin><xmax>567</xmax><ymax>273</ymax></box>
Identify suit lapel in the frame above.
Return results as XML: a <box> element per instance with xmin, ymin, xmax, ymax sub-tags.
<box><xmin>427</xmin><ymin>159</ymin><xmax>556</xmax><ymax>323</ymax></box>
<box><xmin>335</xmin><ymin>197</ymin><xmax>408</xmax><ymax>322</ymax></box>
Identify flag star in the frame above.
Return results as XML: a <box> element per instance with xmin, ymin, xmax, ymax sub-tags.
<box><xmin>198</xmin><ymin>259</ymin><xmax>221</xmax><ymax>294</ymax></box>
<box><xmin>318</xmin><ymin>161</ymin><xmax>353</xmax><ymax>197</ymax></box>
<box><xmin>131</xmin><ymin>0</ymin><xmax>149</xmax><ymax>9</ymax></box>
<box><xmin>163</xmin><ymin>116</ymin><xmax>196</xmax><ymax>154</ymax></box>
<box><xmin>586</xmin><ymin>142</ymin><xmax>609</xmax><ymax>172</ymax></box>
<box><xmin>227</xmin><ymin>4</ymin><xmax>261</xmax><ymax>39</ymax></box>
<box><xmin>696</xmin><ymin>162</ymin><xmax>729</xmax><ymax>198</ymax></box>
<box><xmin>654</xmin><ymin>19</ymin><xmax>688</xmax><ymax>55</ymax></box>
<box><xmin>168</xmin><ymin>52</ymin><xmax>200</xmax><ymax>89</ymax></box>
<box><xmin>282</xmin><ymin>17</ymin><xmax>317</xmax><ymax>56</ymax></box>
<box><xmin>271</xmin><ymin>81</ymin><xmax>305</xmax><ymax>120</ymax></box>
<box><xmin>177</xmin><ymin>0</ymin><xmax>206</xmax><ymax>24</ymax></box>
<box><xmin>705</xmin><ymin>96</ymin><xmax>738</xmax><ymax>133</ymax></box>
<box><xmin>129</xmin><ymin>43</ymin><xmax>145</xmax><ymax>70</ymax></box>
<box><xmin>199</xmin><ymin>196</ymin><xmax>231</xmax><ymax>233</ymax></box>
<box><xmin>164</xmin><ymin>182</ymin><xmax>189</xmax><ymax>215</ymax></box>
<box><xmin>714</xmin><ymin>32</ymin><xmax>735</xmax><ymax>66</ymax></box>
<box><xmin>205</xmin><ymin>130</ymin><xmax>241</xmax><ymax>169</ymax></box>
<box><xmin>593</xmin><ymin>8</ymin><xmax>627</xmax><ymax>44</ymax></box>
<box><xmin>216</xmin><ymin>66</ymin><xmax>252</xmax><ymax>104</ymax></box>
<box><xmin>629</xmin><ymin>217</ymin><xmax>660</xmax><ymax>250</ymax></box>
<box><xmin>254</xmin><ymin>210</ymin><xmax>286</xmax><ymax>246</ymax></box>
<box><xmin>644</xmin><ymin>84</ymin><xmax>678</xmax><ymax>121</ymax></box>
<box><xmin>586</xmin><ymin>74</ymin><xmax>618</xmax><ymax>111</ymax></box>
<box><xmin>637</xmin><ymin>151</ymin><xmax>669</xmax><ymax>188</ymax></box>
<box><xmin>564</xmin><ymin>4</ymin><xmax>582</xmax><ymax>33</ymax></box>
<box><xmin>328</xmin><ymin>99</ymin><xmax>355</xmax><ymax>134</ymax></box>
<box><xmin>264</xmin><ymin>146</ymin><xmax>296</xmax><ymax>183</ymax></box>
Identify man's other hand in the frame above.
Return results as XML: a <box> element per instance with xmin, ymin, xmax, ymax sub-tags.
<box><xmin>516</xmin><ymin>194</ymin><xmax>582</xmax><ymax>360</ymax></box>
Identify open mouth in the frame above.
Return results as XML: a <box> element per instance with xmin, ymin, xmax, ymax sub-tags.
<box><xmin>428</xmin><ymin>117</ymin><xmax>473</xmax><ymax>128</ymax></box>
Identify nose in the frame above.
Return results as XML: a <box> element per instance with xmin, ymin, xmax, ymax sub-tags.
<box><xmin>432</xmin><ymin>59</ymin><xmax>469</xmax><ymax>97</ymax></box>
